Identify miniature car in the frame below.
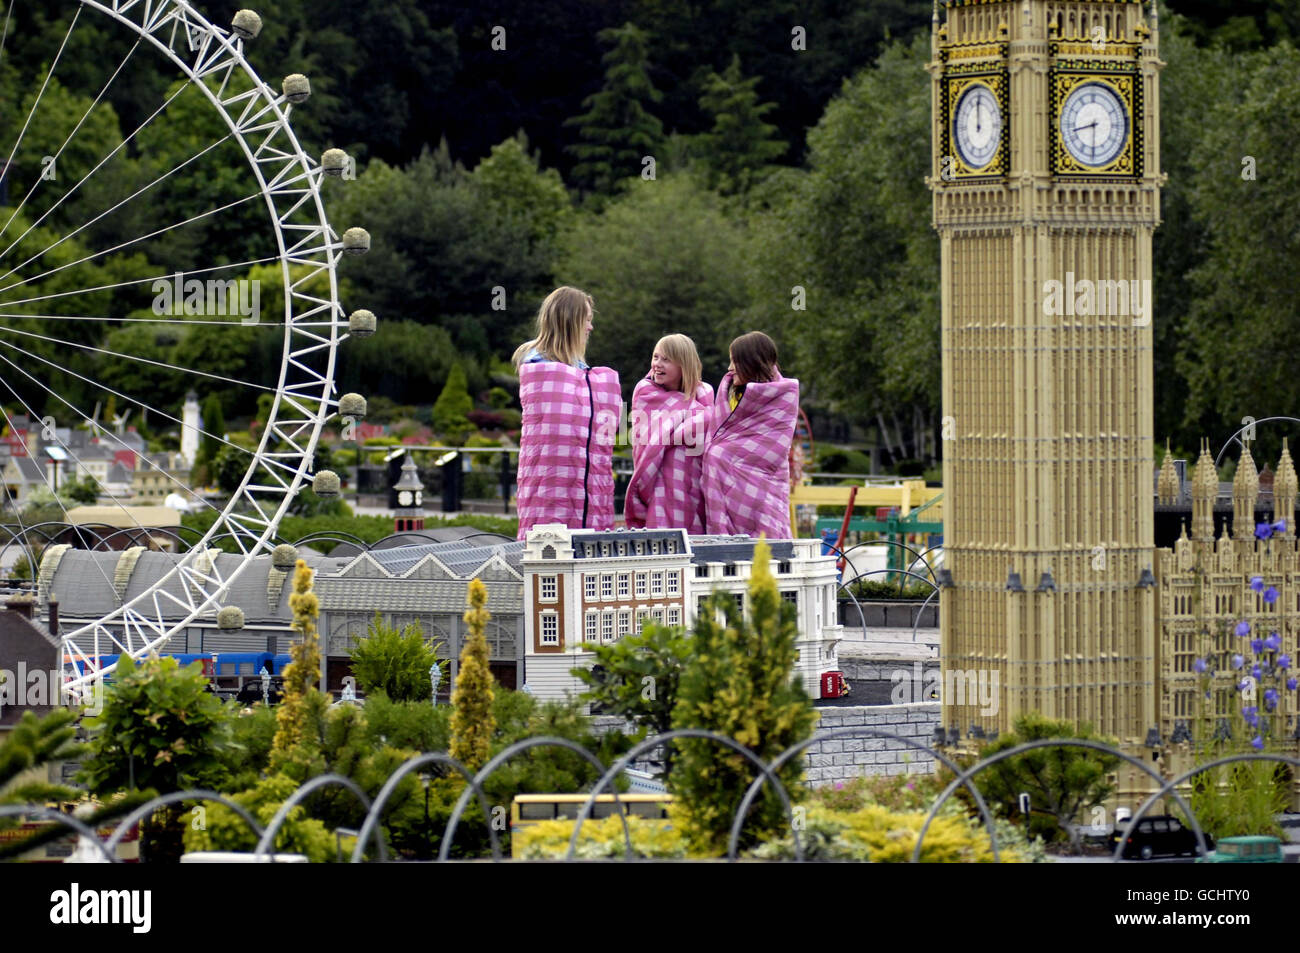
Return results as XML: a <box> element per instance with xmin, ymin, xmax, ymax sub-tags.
<box><xmin>1197</xmin><ymin>835</ymin><xmax>1283</xmax><ymax>863</ymax></box>
<box><xmin>1110</xmin><ymin>815</ymin><xmax>1212</xmax><ymax>860</ymax></box>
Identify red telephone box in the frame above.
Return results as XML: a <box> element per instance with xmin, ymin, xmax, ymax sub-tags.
<box><xmin>820</xmin><ymin>670</ymin><xmax>849</xmax><ymax>699</ymax></box>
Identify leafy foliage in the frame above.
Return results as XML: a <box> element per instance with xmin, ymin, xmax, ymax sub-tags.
<box><xmin>431</xmin><ymin>364</ymin><xmax>474</xmax><ymax>445</ymax></box>
<box><xmin>270</xmin><ymin>560</ymin><xmax>327</xmax><ymax>777</ymax></box>
<box><xmin>669</xmin><ymin>539</ymin><xmax>817</xmax><ymax>854</ymax></box>
<box><xmin>450</xmin><ymin>579</ymin><xmax>496</xmax><ymax>771</ymax></box>
<box><xmin>350</xmin><ymin>613</ymin><xmax>443</xmax><ymax>703</ymax></box>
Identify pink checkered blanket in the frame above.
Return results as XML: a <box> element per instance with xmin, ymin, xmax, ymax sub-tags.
<box><xmin>516</xmin><ymin>362</ymin><xmax>621</xmax><ymax>539</ymax></box>
<box><xmin>702</xmin><ymin>371</ymin><xmax>799</xmax><ymax>539</ymax></box>
<box><xmin>624</xmin><ymin>377</ymin><xmax>714</xmax><ymax>532</ymax></box>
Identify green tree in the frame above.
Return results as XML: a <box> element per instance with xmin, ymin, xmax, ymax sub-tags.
<box><xmin>270</xmin><ymin>560</ymin><xmax>328</xmax><ymax>778</ymax></box>
<box><xmin>471</xmin><ymin>132</ymin><xmax>573</xmax><ymax>251</ymax></box>
<box><xmin>199</xmin><ymin>393</ymin><xmax>225</xmax><ymax>467</ymax></box>
<box><xmin>350</xmin><ymin>612</ymin><xmax>444</xmax><ymax>703</ymax></box>
<box><xmin>670</xmin><ymin>539</ymin><xmax>817</xmax><ymax>855</ymax></box>
<box><xmin>691</xmin><ymin>55</ymin><xmax>787</xmax><ymax>196</ymax></box>
<box><xmin>574</xmin><ymin>623</ymin><xmax>691</xmax><ymax>776</ymax></box>
<box><xmin>564</xmin><ymin>23</ymin><xmax>665</xmax><ymax>196</ymax></box>
<box><xmin>556</xmin><ymin>172</ymin><xmax>748</xmax><ymax>394</ymax></box>
<box><xmin>432</xmin><ymin>363</ymin><xmax>474</xmax><ymax>445</ymax></box>
<box><xmin>974</xmin><ymin>712</ymin><xmax>1120</xmax><ymax>854</ymax></box>
<box><xmin>450</xmin><ymin>578</ymin><xmax>496</xmax><ymax>771</ymax></box>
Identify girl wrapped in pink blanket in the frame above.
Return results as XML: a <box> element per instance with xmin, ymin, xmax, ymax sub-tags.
<box><xmin>702</xmin><ymin>331</ymin><xmax>799</xmax><ymax>539</ymax></box>
<box><xmin>625</xmin><ymin>334</ymin><xmax>714</xmax><ymax>532</ymax></box>
<box><xmin>512</xmin><ymin>287</ymin><xmax>621</xmax><ymax>539</ymax></box>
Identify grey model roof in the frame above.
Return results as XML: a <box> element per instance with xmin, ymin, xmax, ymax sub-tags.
<box><xmin>365</xmin><ymin>538</ymin><xmax>524</xmax><ymax>575</ymax></box>
<box><xmin>687</xmin><ymin>538</ymin><xmax>796</xmax><ymax>565</ymax></box>
<box><xmin>570</xmin><ymin>528</ymin><xmax>689</xmax><ymax>558</ymax></box>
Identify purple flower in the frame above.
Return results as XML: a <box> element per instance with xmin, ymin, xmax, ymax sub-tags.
<box><xmin>1265</xmin><ymin>633</ymin><xmax>1282</xmax><ymax>651</ymax></box>
<box><xmin>834</xmin><ymin>782</ymin><xmax>844</xmax><ymax>790</ymax></box>
<box><xmin>1252</xmin><ymin>664</ymin><xmax>1264</xmax><ymax>680</ymax></box>
<box><xmin>1250</xmin><ymin>575</ymin><xmax>1265</xmax><ymax>593</ymax></box>
<box><xmin>1278</xmin><ymin>654</ymin><xmax>1292</xmax><ymax>671</ymax></box>
<box><xmin>1235</xmin><ymin>620</ymin><xmax>1251</xmax><ymax>637</ymax></box>
<box><xmin>1255</xmin><ymin>522</ymin><xmax>1274</xmax><ymax>540</ymax></box>
<box><xmin>1273</xmin><ymin>519</ymin><xmax>1287</xmax><ymax>534</ymax></box>
<box><xmin>1288</xmin><ymin>677</ymin><xmax>1299</xmax><ymax>691</ymax></box>
<box><xmin>1264</xmin><ymin>689</ymin><xmax>1279</xmax><ymax>711</ymax></box>
<box><xmin>1194</xmin><ymin>657</ymin><xmax>1208</xmax><ymax>674</ymax></box>
<box><xmin>1251</xmin><ymin>735</ymin><xmax>1265</xmax><ymax>751</ymax></box>
<box><xmin>1243</xmin><ymin>706</ymin><xmax>1259</xmax><ymax>727</ymax></box>
<box><xmin>1264</xmin><ymin>586</ymin><xmax>1279</xmax><ymax>604</ymax></box>
<box><xmin>1251</xmin><ymin>637</ymin><xmax>1265</xmax><ymax>654</ymax></box>
<box><xmin>1238</xmin><ymin>678</ymin><xmax>1252</xmax><ymax>692</ymax></box>
<box><xmin>1232</xmin><ymin>654</ymin><xmax>1245</xmax><ymax>670</ymax></box>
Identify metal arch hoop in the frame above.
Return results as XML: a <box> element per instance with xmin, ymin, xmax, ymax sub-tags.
<box><xmin>913</xmin><ymin>737</ymin><xmax>1197</xmax><ymax>863</ymax></box>
<box><xmin>0</xmin><ymin>805</ymin><xmax>119</xmax><ymax>863</ymax></box>
<box><xmin>253</xmin><ymin>774</ymin><xmax>378</xmax><ymax>862</ymax></box>
<box><xmin>102</xmin><ymin>789</ymin><xmax>264</xmax><ymax>855</ymax></box>
<box><xmin>61</xmin><ymin>1</ymin><xmax>347</xmax><ymax>691</ymax></box>
<box><xmin>839</xmin><ymin>538</ymin><xmax>935</xmax><ymax>582</ymax></box>
<box><xmin>1214</xmin><ymin>416</ymin><xmax>1300</xmax><ymax>467</ymax></box>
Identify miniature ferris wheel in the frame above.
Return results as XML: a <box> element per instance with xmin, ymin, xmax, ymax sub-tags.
<box><xmin>0</xmin><ymin>1</ymin><xmax>372</xmax><ymax>694</ymax></box>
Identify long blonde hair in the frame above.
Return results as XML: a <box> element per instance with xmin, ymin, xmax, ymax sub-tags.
<box><xmin>653</xmin><ymin>333</ymin><xmax>702</xmax><ymax>397</ymax></box>
<box><xmin>512</xmin><ymin>286</ymin><xmax>593</xmax><ymax>370</ymax></box>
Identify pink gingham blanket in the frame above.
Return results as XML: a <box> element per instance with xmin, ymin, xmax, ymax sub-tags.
<box><xmin>517</xmin><ymin>362</ymin><xmax>621</xmax><ymax>539</ymax></box>
<box><xmin>702</xmin><ymin>371</ymin><xmax>799</xmax><ymax>539</ymax></box>
<box><xmin>624</xmin><ymin>377</ymin><xmax>714</xmax><ymax>532</ymax></box>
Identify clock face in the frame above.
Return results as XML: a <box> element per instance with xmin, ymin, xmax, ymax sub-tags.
<box><xmin>1060</xmin><ymin>82</ymin><xmax>1128</xmax><ymax>167</ymax></box>
<box><xmin>953</xmin><ymin>84</ymin><xmax>1001</xmax><ymax>170</ymax></box>
<box><xmin>398</xmin><ymin>490</ymin><xmax>412</xmax><ymax>506</ymax></box>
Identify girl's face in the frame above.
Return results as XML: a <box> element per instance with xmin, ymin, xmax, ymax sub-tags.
<box><xmin>729</xmin><ymin>352</ymin><xmax>746</xmax><ymax>387</ymax></box>
<box><xmin>651</xmin><ymin>347</ymin><xmax>683</xmax><ymax>391</ymax></box>
<box><xmin>583</xmin><ymin>307</ymin><xmax>593</xmax><ymax>346</ymax></box>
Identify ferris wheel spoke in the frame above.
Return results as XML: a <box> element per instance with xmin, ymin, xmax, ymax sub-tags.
<box><xmin>0</xmin><ymin>34</ymin><xmax>143</xmax><ymax>249</ymax></box>
<box><xmin>0</xmin><ymin>344</ymin><xmax>220</xmax><ymax>518</ymax></box>
<box><xmin>0</xmin><ymin>255</ymin><xmax>282</xmax><ymax>310</ymax></box>
<box><xmin>0</xmin><ymin>76</ymin><xmax>199</xmax><ymax>269</ymax></box>
<box><xmin>0</xmin><ymin>128</ymin><xmax>233</xmax><ymax>282</ymax></box>
<box><xmin>0</xmin><ymin>323</ymin><xmax>278</xmax><ymax>392</ymax></box>
<box><xmin>0</xmin><ymin>2</ymin><xmax>14</xmax><ymax>67</ymax></box>
<box><xmin>0</xmin><ymin>335</ymin><xmax>256</xmax><ymax>462</ymax></box>
<box><xmin>0</xmin><ymin>6</ymin><xmax>82</xmax><ymax>211</ymax></box>
<box><xmin>0</xmin><ymin>191</ymin><xmax>266</xmax><ymax>300</ymax></box>
<box><xmin>0</xmin><ymin>310</ymin><xmax>287</xmax><ymax>327</ymax></box>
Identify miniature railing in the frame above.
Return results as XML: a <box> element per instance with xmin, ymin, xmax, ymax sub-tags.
<box><xmin>6</xmin><ymin>732</ymin><xmax>1296</xmax><ymax>863</ymax></box>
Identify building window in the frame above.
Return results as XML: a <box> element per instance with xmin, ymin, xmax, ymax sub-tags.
<box><xmin>601</xmin><ymin>573</ymin><xmax>614</xmax><ymax>599</ymax></box>
<box><xmin>667</xmin><ymin>571</ymin><xmax>679</xmax><ymax>595</ymax></box>
<box><xmin>652</xmin><ymin>608</ymin><xmax>664</xmax><ymax>623</ymax></box>
<box><xmin>697</xmin><ymin>596</ymin><xmax>708</xmax><ymax>618</ymax></box>
<box><xmin>651</xmin><ymin>539</ymin><xmax>661</xmax><ymax>554</ymax></box>
<box><xmin>542</xmin><ymin>545</ymin><xmax>556</xmax><ymax>559</ymax></box>
<box><xmin>667</xmin><ymin>606</ymin><xmax>680</xmax><ymax>626</ymax></box>
<box><xmin>666</xmin><ymin>540</ymin><xmax>677</xmax><ymax>554</ymax></box>
<box><xmin>586</xmin><ymin>611</ymin><xmax>599</xmax><ymax>642</ymax></box>
<box><xmin>778</xmin><ymin>561</ymin><xmax>791</xmax><ymax>574</ymax></box>
<box><xmin>635</xmin><ymin>572</ymin><xmax>647</xmax><ymax>596</ymax></box>
<box><xmin>617</xmin><ymin>572</ymin><xmax>630</xmax><ymax>598</ymax></box>
<box><xmin>540</xmin><ymin>575</ymin><xmax>557</xmax><ymax>602</ymax></box>
<box><xmin>584</xmin><ymin>574</ymin><xmax>597</xmax><ymax>600</ymax></box>
<box><xmin>732</xmin><ymin>593</ymin><xmax>744</xmax><ymax>613</ymax></box>
<box><xmin>635</xmin><ymin>541</ymin><xmax>645</xmax><ymax>555</ymax></box>
<box><xmin>695</xmin><ymin>564</ymin><xmax>709</xmax><ymax>578</ymax></box>
<box><xmin>617</xmin><ymin>542</ymin><xmax>627</xmax><ymax>555</ymax></box>
<box><xmin>541</xmin><ymin>613</ymin><xmax>558</xmax><ymax>646</ymax></box>
<box><xmin>637</xmin><ymin>608</ymin><xmax>649</xmax><ymax>632</ymax></box>
<box><xmin>781</xmin><ymin>590</ymin><xmax>798</xmax><ymax>610</ymax></box>
<box><xmin>651</xmin><ymin>571</ymin><xmax>664</xmax><ymax>596</ymax></box>
<box><xmin>601</xmin><ymin>542</ymin><xmax>611</xmax><ymax>556</ymax></box>
<box><xmin>723</xmin><ymin>563</ymin><xmax>737</xmax><ymax>577</ymax></box>
<box><xmin>602</xmin><ymin>612</ymin><xmax>615</xmax><ymax>642</ymax></box>
<box><xmin>618</xmin><ymin>609</ymin><xmax>632</xmax><ymax>636</ymax></box>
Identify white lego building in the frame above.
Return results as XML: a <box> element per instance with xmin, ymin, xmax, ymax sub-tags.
<box><xmin>522</xmin><ymin>525</ymin><xmax>845</xmax><ymax>701</ymax></box>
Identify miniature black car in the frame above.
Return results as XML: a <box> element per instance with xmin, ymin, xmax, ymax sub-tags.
<box><xmin>1110</xmin><ymin>815</ymin><xmax>1212</xmax><ymax>859</ymax></box>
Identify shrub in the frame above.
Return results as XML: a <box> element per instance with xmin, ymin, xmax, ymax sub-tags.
<box><xmin>515</xmin><ymin>815</ymin><xmax>686</xmax><ymax>859</ymax></box>
<box><xmin>350</xmin><ymin>612</ymin><xmax>444</xmax><ymax>703</ymax></box>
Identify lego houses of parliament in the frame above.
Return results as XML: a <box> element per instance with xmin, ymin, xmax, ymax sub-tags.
<box><xmin>929</xmin><ymin>0</ymin><xmax>1298</xmax><ymax>799</ymax></box>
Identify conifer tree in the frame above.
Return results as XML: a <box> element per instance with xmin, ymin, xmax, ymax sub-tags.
<box><xmin>432</xmin><ymin>363</ymin><xmax>473</xmax><ymax>445</ymax></box>
<box><xmin>450</xmin><ymin>578</ymin><xmax>496</xmax><ymax>771</ymax></box>
<box><xmin>669</xmin><ymin>539</ymin><xmax>816</xmax><ymax>855</ymax></box>
<box><xmin>564</xmin><ymin>23</ymin><xmax>665</xmax><ymax>196</ymax></box>
<box><xmin>271</xmin><ymin>560</ymin><xmax>326</xmax><ymax>772</ymax></box>
<box><xmin>693</xmin><ymin>55</ymin><xmax>787</xmax><ymax>195</ymax></box>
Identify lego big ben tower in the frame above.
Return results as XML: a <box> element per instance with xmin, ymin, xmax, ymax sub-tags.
<box><xmin>930</xmin><ymin>0</ymin><xmax>1163</xmax><ymax>743</ymax></box>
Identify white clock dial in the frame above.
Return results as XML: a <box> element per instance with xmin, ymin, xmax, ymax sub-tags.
<box><xmin>414</xmin><ymin>490</ymin><xmax>422</xmax><ymax>506</ymax></box>
<box><xmin>398</xmin><ymin>490</ymin><xmax>412</xmax><ymax>506</ymax></box>
<box><xmin>1060</xmin><ymin>82</ymin><xmax>1127</xmax><ymax>167</ymax></box>
<box><xmin>953</xmin><ymin>84</ymin><xmax>1001</xmax><ymax>170</ymax></box>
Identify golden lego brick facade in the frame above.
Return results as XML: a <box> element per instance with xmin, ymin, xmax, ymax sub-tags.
<box><xmin>1155</xmin><ymin>441</ymin><xmax>1300</xmax><ymax>750</ymax></box>
<box><xmin>930</xmin><ymin>0</ymin><xmax>1162</xmax><ymax>742</ymax></box>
